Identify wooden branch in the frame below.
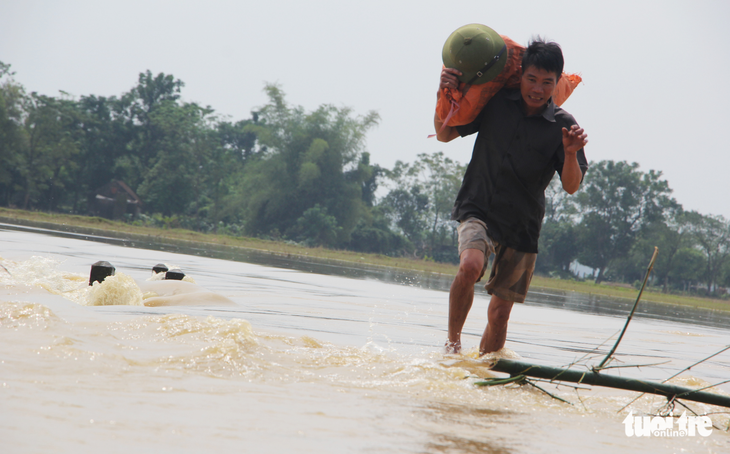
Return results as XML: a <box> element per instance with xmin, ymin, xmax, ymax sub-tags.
<box><xmin>487</xmin><ymin>358</ymin><xmax>730</xmax><ymax>408</ymax></box>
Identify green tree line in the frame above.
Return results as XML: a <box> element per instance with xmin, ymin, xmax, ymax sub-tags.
<box><xmin>539</xmin><ymin>161</ymin><xmax>730</xmax><ymax>296</ymax></box>
<box><xmin>1</xmin><ymin>62</ymin><xmax>729</xmax><ymax>297</ymax></box>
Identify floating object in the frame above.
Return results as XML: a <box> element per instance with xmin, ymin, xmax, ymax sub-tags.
<box><xmin>152</xmin><ymin>263</ymin><xmax>169</xmax><ymax>274</ymax></box>
<box><xmin>89</xmin><ymin>261</ymin><xmax>115</xmax><ymax>285</ymax></box>
<box><xmin>164</xmin><ymin>269</ymin><xmax>185</xmax><ymax>280</ymax></box>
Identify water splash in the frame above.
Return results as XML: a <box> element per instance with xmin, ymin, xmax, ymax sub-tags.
<box><xmin>88</xmin><ymin>273</ymin><xmax>144</xmax><ymax>306</ymax></box>
<box><xmin>0</xmin><ymin>301</ymin><xmax>62</xmax><ymax>330</ymax></box>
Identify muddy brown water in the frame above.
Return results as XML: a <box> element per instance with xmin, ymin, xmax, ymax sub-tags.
<box><xmin>1</xmin><ymin>223</ymin><xmax>728</xmax><ymax>453</ymax></box>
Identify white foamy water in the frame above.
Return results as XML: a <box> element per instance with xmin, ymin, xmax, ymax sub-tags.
<box><xmin>1</xmin><ymin>226</ymin><xmax>729</xmax><ymax>453</ymax></box>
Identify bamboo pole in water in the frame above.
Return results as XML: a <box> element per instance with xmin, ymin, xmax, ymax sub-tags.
<box><xmin>485</xmin><ymin>358</ymin><xmax>730</xmax><ymax>408</ymax></box>
<box><xmin>595</xmin><ymin>247</ymin><xmax>658</xmax><ymax>370</ymax></box>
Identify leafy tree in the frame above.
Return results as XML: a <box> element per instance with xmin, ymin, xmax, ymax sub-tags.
<box><xmin>537</xmin><ymin>221</ymin><xmax>577</xmax><ymax>276</ymax></box>
<box><xmin>669</xmin><ymin>247</ymin><xmax>706</xmax><ymax>293</ymax></box>
<box><xmin>626</xmin><ymin>208</ymin><xmax>693</xmax><ymax>292</ymax></box>
<box><xmin>380</xmin><ymin>184</ymin><xmax>429</xmax><ymax>250</ymax></box>
<box><xmin>290</xmin><ymin>204</ymin><xmax>340</xmax><ymax>247</ymax></box>
<box><xmin>216</xmin><ymin>117</ymin><xmax>259</xmax><ymax>164</ymax></box>
<box><xmin>347</xmin><ymin>205</ymin><xmax>412</xmax><ymax>255</ymax></box>
<box><xmin>0</xmin><ymin>61</ymin><xmax>26</xmax><ymax>204</ymax></box>
<box><xmin>412</xmin><ymin>152</ymin><xmax>463</xmax><ymax>260</ymax></box>
<box><xmin>685</xmin><ymin>211</ymin><xmax>730</xmax><ymax>295</ymax></box>
<box><xmin>231</xmin><ymin>84</ymin><xmax>379</xmax><ymax>244</ymax></box>
<box><xmin>15</xmin><ymin>93</ymin><xmax>82</xmax><ymax>210</ymax></box>
<box><xmin>358</xmin><ymin>152</ymin><xmax>382</xmax><ymax>208</ymax></box>
<box><xmin>719</xmin><ymin>257</ymin><xmax>730</xmax><ymax>291</ymax></box>
<box><xmin>136</xmin><ymin>101</ymin><xmax>215</xmax><ymax>215</ymax></box>
<box><xmin>115</xmin><ymin>70</ymin><xmax>185</xmax><ymax>188</ymax></box>
<box><xmin>537</xmin><ymin>176</ymin><xmax>580</xmax><ymax>275</ymax></box>
<box><xmin>343</xmin><ymin>153</ymin><xmax>411</xmax><ymax>255</ymax></box>
<box><xmin>575</xmin><ymin>160</ymin><xmax>676</xmax><ymax>283</ymax></box>
<box><xmin>72</xmin><ymin>94</ymin><xmax>136</xmax><ymax>212</ymax></box>
<box><xmin>378</xmin><ymin>152</ymin><xmax>463</xmax><ymax>261</ymax></box>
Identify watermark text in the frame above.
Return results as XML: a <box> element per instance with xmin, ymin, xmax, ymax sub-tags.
<box><xmin>623</xmin><ymin>411</ymin><xmax>712</xmax><ymax>437</ymax></box>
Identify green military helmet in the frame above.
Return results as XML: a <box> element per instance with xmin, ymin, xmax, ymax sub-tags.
<box><xmin>442</xmin><ymin>24</ymin><xmax>507</xmax><ymax>85</ymax></box>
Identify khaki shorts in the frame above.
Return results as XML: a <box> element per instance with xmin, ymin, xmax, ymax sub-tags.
<box><xmin>457</xmin><ymin>218</ymin><xmax>536</xmax><ymax>303</ymax></box>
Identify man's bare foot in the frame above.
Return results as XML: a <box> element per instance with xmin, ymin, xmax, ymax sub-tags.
<box><xmin>444</xmin><ymin>340</ymin><xmax>461</xmax><ymax>354</ymax></box>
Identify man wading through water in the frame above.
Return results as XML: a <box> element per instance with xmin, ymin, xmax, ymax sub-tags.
<box><xmin>435</xmin><ymin>32</ymin><xmax>588</xmax><ymax>355</ymax></box>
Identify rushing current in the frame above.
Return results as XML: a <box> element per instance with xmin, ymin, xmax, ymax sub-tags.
<box><xmin>1</xmin><ymin>223</ymin><xmax>728</xmax><ymax>453</ymax></box>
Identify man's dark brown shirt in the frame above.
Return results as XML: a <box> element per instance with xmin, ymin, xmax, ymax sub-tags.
<box><xmin>453</xmin><ymin>88</ymin><xmax>588</xmax><ymax>253</ymax></box>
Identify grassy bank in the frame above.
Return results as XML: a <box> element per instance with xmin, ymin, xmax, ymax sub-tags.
<box><xmin>1</xmin><ymin>207</ymin><xmax>728</xmax><ymax>312</ymax></box>
<box><xmin>0</xmin><ymin>208</ymin><xmax>457</xmax><ymax>274</ymax></box>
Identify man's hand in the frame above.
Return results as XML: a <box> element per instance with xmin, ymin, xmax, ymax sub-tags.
<box><xmin>562</xmin><ymin>124</ymin><xmax>588</xmax><ymax>154</ymax></box>
<box><xmin>440</xmin><ymin>68</ymin><xmax>462</xmax><ymax>91</ymax></box>
<box><xmin>560</xmin><ymin>125</ymin><xmax>587</xmax><ymax>194</ymax></box>
<box><xmin>434</xmin><ymin>68</ymin><xmax>463</xmax><ymax>142</ymax></box>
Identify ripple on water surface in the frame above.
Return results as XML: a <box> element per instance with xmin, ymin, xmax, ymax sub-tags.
<box><xmin>1</xmin><ymin>234</ymin><xmax>729</xmax><ymax>453</ymax></box>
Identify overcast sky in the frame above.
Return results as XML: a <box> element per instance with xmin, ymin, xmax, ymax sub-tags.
<box><xmin>1</xmin><ymin>0</ymin><xmax>728</xmax><ymax>218</ymax></box>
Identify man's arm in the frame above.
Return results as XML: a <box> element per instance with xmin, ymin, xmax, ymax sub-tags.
<box><xmin>434</xmin><ymin>68</ymin><xmax>463</xmax><ymax>142</ymax></box>
<box><xmin>560</xmin><ymin>124</ymin><xmax>588</xmax><ymax>194</ymax></box>
<box><xmin>434</xmin><ymin>111</ymin><xmax>460</xmax><ymax>142</ymax></box>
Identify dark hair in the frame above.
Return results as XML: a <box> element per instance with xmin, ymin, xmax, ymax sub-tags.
<box><xmin>522</xmin><ymin>37</ymin><xmax>564</xmax><ymax>79</ymax></box>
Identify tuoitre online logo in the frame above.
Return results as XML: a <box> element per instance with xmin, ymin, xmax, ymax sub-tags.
<box><xmin>623</xmin><ymin>411</ymin><xmax>713</xmax><ymax>437</ymax></box>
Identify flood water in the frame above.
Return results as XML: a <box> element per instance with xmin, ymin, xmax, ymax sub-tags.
<box><xmin>1</xmin><ymin>223</ymin><xmax>729</xmax><ymax>453</ymax></box>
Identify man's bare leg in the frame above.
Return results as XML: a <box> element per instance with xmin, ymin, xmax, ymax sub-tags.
<box><xmin>479</xmin><ymin>295</ymin><xmax>514</xmax><ymax>355</ymax></box>
<box><xmin>446</xmin><ymin>248</ymin><xmax>485</xmax><ymax>353</ymax></box>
